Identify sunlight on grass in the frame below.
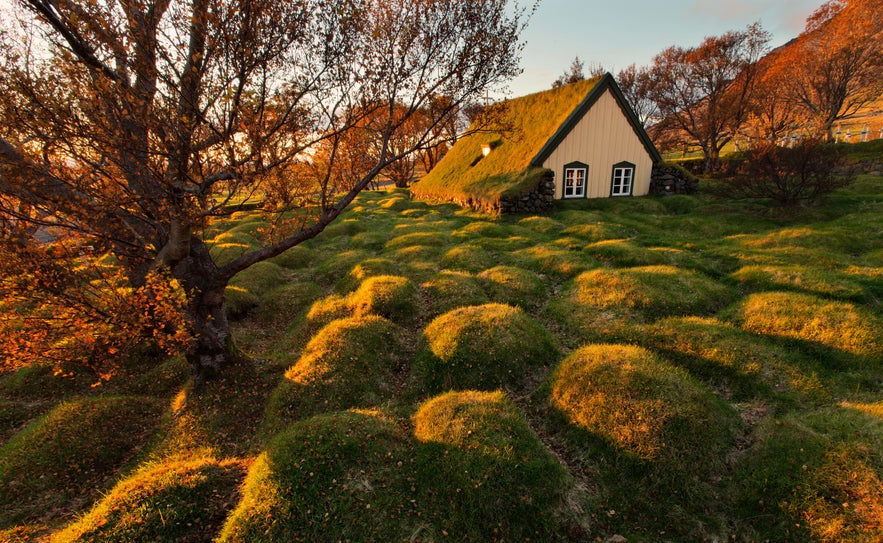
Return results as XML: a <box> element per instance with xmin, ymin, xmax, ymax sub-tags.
<box><xmin>547</xmin><ymin>344</ymin><xmax>736</xmax><ymax>463</ymax></box>
<box><xmin>50</xmin><ymin>457</ymin><xmax>247</xmax><ymax>543</ymax></box>
<box><xmin>414</xmin><ymin>303</ymin><xmax>558</xmax><ymax>393</ymax></box>
<box><xmin>732</xmin><ymin>291</ymin><xmax>883</xmax><ymax>358</ymax></box>
<box><xmin>421</xmin><ymin>270</ymin><xmax>489</xmax><ymax>316</ymax></box>
<box><xmin>731</xmin><ymin>265</ymin><xmax>866</xmax><ymax>300</ymax></box>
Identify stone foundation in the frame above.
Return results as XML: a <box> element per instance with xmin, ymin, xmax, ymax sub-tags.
<box><xmin>499</xmin><ymin>171</ymin><xmax>556</xmax><ymax>214</ymax></box>
<box><xmin>649</xmin><ymin>163</ymin><xmax>699</xmax><ymax>195</ymax></box>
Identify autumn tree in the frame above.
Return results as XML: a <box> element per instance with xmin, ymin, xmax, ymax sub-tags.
<box><xmin>616</xmin><ymin>64</ymin><xmax>657</xmax><ymax>128</ymax></box>
<box><xmin>746</xmin><ymin>53</ymin><xmax>802</xmax><ymax>142</ymax></box>
<box><xmin>0</xmin><ymin>0</ymin><xmax>533</xmax><ymax>385</ymax></box>
<box><xmin>650</xmin><ymin>23</ymin><xmax>770</xmax><ymax>172</ymax></box>
<box><xmin>782</xmin><ymin>0</ymin><xmax>883</xmax><ymax>140</ymax></box>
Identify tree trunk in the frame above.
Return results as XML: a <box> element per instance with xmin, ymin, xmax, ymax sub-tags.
<box><xmin>173</xmin><ymin>238</ymin><xmax>244</xmax><ymax>389</ymax></box>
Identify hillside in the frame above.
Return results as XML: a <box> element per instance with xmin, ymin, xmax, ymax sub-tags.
<box><xmin>2</xmin><ymin>158</ymin><xmax>883</xmax><ymax>541</ymax></box>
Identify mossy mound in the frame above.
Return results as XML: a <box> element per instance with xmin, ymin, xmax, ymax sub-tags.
<box><xmin>508</xmin><ymin>244</ymin><xmax>594</xmax><ymax>281</ymax></box>
<box><xmin>0</xmin><ymin>396</ymin><xmax>162</xmax><ymax>527</ymax></box>
<box><xmin>414</xmin><ymin>303</ymin><xmax>558</xmax><ymax>393</ymax></box>
<box><xmin>732</xmin><ymin>406</ymin><xmax>883</xmax><ymax>542</ymax></box>
<box><xmin>51</xmin><ymin>458</ymin><xmax>246</xmax><ymax>543</ymax></box>
<box><xmin>477</xmin><ymin>265</ymin><xmax>547</xmax><ymax>309</ymax></box>
<box><xmin>311</xmin><ymin>249</ymin><xmax>370</xmax><ymax>286</ymax></box>
<box><xmin>640</xmin><ymin>317</ymin><xmax>828</xmax><ymax>404</ymax></box>
<box><xmin>306</xmin><ymin>275</ymin><xmax>419</xmax><ymax>328</ymax></box>
<box><xmin>334</xmin><ymin>258</ymin><xmax>400</xmax><ymax>293</ymax></box>
<box><xmin>411</xmin><ymin>391</ymin><xmax>579</xmax><ymax>540</ymax></box>
<box><xmin>421</xmin><ymin>271</ymin><xmax>490</xmax><ymax>317</ymax></box>
<box><xmin>729</xmin><ymin>291</ymin><xmax>882</xmax><ymax>359</ymax></box>
<box><xmin>226</xmin><ymin>261</ymin><xmax>288</xmax><ymax>318</ymax></box>
<box><xmin>219</xmin><ymin>411</ymin><xmax>421</xmax><ymax>543</ymax></box>
<box><xmin>256</xmin><ymin>281</ymin><xmax>325</xmax><ymax>325</ymax></box>
<box><xmin>384</xmin><ymin>231</ymin><xmax>447</xmax><ymax>250</ymax></box>
<box><xmin>546</xmin><ymin>344</ymin><xmax>736</xmax><ymax>465</ymax></box>
<box><xmin>265</xmin><ymin>316</ymin><xmax>408</xmax><ymax>429</ymax></box>
<box><xmin>583</xmin><ymin>239</ymin><xmax>668</xmax><ymax>267</ymax></box>
<box><xmin>517</xmin><ymin>215</ymin><xmax>565</xmax><ymax>234</ymax></box>
<box><xmin>440</xmin><ymin>244</ymin><xmax>496</xmax><ymax>273</ymax></box>
<box><xmin>546</xmin><ymin>265</ymin><xmax>734</xmax><ymax>341</ymax></box>
<box><xmin>224</xmin><ymin>398</ymin><xmax>579</xmax><ymax>543</ymax></box>
<box><xmin>269</xmin><ymin>245</ymin><xmax>318</xmax><ymax>270</ymax></box>
<box><xmin>348</xmin><ymin>275</ymin><xmax>420</xmax><ymax>324</ymax></box>
<box><xmin>451</xmin><ymin>221</ymin><xmax>512</xmax><ymax>240</ymax></box>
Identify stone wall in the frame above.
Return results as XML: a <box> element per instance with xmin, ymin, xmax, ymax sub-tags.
<box><xmin>499</xmin><ymin>170</ymin><xmax>556</xmax><ymax>214</ymax></box>
<box><xmin>649</xmin><ymin>163</ymin><xmax>699</xmax><ymax>195</ymax></box>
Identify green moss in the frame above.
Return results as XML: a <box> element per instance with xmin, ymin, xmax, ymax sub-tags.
<box><xmin>348</xmin><ymin>275</ymin><xmax>420</xmax><ymax>324</ymax></box>
<box><xmin>732</xmin><ymin>406</ymin><xmax>883</xmax><ymax>542</ymax></box>
<box><xmin>546</xmin><ymin>265</ymin><xmax>735</xmax><ymax>343</ymax></box>
<box><xmin>334</xmin><ymin>258</ymin><xmax>400</xmax><ymax>294</ymax></box>
<box><xmin>729</xmin><ymin>291</ymin><xmax>883</xmax><ymax>360</ymax></box>
<box><xmin>265</xmin><ymin>316</ymin><xmax>408</xmax><ymax>430</ymax></box>
<box><xmin>477</xmin><ymin>265</ymin><xmax>547</xmax><ymax>309</ymax></box>
<box><xmin>439</xmin><ymin>244</ymin><xmax>496</xmax><ymax>273</ymax></box>
<box><xmin>0</xmin><ymin>396</ymin><xmax>162</xmax><ymax>527</ymax></box>
<box><xmin>414</xmin><ymin>303</ymin><xmax>558</xmax><ymax>393</ymax></box>
<box><xmin>268</xmin><ymin>245</ymin><xmax>318</xmax><ymax>270</ymax></box>
<box><xmin>421</xmin><ymin>271</ymin><xmax>490</xmax><ymax>317</ymax></box>
<box><xmin>546</xmin><ymin>344</ymin><xmax>736</xmax><ymax>463</ymax></box>
<box><xmin>51</xmin><ymin>458</ymin><xmax>246</xmax><ymax>543</ymax></box>
<box><xmin>731</xmin><ymin>264</ymin><xmax>867</xmax><ymax>301</ymax></box>
<box><xmin>583</xmin><ymin>239</ymin><xmax>668</xmax><ymax>267</ymax></box>
<box><xmin>508</xmin><ymin>244</ymin><xmax>595</xmax><ymax>281</ymax></box>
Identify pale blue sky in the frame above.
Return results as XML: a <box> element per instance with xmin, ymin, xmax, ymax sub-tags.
<box><xmin>506</xmin><ymin>0</ymin><xmax>823</xmax><ymax>96</ymax></box>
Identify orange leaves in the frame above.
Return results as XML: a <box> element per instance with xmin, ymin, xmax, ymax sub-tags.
<box><xmin>0</xmin><ymin>239</ymin><xmax>192</xmax><ymax>380</ymax></box>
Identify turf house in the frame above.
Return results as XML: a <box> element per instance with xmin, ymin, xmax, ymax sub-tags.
<box><xmin>411</xmin><ymin>73</ymin><xmax>662</xmax><ymax>213</ymax></box>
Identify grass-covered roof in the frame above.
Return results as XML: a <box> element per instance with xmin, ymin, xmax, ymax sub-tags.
<box><xmin>411</xmin><ymin>76</ymin><xmax>605</xmax><ymax>206</ymax></box>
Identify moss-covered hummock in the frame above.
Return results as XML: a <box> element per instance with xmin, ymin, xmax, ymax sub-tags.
<box><xmin>545</xmin><ymin>344</ymin><xmax>736</xmax><ymax>464</ymax></box>
<box><xmin>50</xmin><ymin>458</ymin><xmax>246</xmax><ymax>543</ymax></box>
<box><xmin>0</xmin><ymin>397</ymin><xmax>162</xmax><ymax>527</ymax></box>
<box><xmin>414</xmin><ymin>303</ymin><xmax>558</xmax><ymax>393</ymax></box>
<box><xmin>265</xmin><ymin>316</ymin><xmax>408</xmax><ymax>430</ymax></box>
<box><xmin>222</xmin><ymin>395</ymin><xmax>581</xmax><ymax>542</ymax></box>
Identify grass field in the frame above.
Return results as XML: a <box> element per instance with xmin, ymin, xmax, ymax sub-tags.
<box><xmin>2</xmin><ymin>166</ymin><xmax>882</xmax><ymax>541</ymax></box>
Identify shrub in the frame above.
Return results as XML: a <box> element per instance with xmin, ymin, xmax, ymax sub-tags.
<box><xmin>51</xmin><ymin>458</ymin><xmax>246</xmax><ymax>543</ymax></box>
<box><xmin>265</xmin><ymin>316</ymin><xmax>407</xmax><ymax>428</ymax></box>
<box><xmin>545</xmin><ymin>344</ymin><xmax>736</xmax><ymax>464</ymax></box>
<box><xmin>728</xmin><ymin>140</ymin><xmax>853</xmax><ymax>205</ymax></box>
<box><xmin>0</xmin><ymin>396</ymin><xmax>162</xmax><ymax>526</ymax></box>
<box><xmin>414</xmin><ymin>303</ymin><xmax>558</xmax><ymax>393</ymax></box>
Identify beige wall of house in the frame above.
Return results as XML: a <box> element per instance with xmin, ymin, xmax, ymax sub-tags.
<box><xmin>541</xmin><ymin>88</ymin><xmax>655</xmax><ymax>199</ymax></box>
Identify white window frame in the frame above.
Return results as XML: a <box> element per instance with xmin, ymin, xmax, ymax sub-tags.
<box><xmin>611</xmin><ymin>162</ymin><xmax>635</xmax><ymax>197</ymax></box>
<box><xmin>563</xmin><ymin>162</ymin><xmax>588</xmax><ymax>199</ymax></box>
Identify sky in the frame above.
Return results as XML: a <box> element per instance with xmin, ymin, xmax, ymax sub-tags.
<box><xmin>505</xmin><ymin>0</ymin><xmax>824</xmax><ymax>97</ymax></box>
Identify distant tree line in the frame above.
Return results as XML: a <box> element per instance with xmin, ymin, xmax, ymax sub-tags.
<box><xmin>551</xmin><ymin>0</ymin><xmax>883</xmax><ymax>174</ymax></box>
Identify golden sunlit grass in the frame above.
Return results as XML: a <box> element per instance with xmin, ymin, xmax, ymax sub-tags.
<box><xmin>414</xmin><ymin>303</ymin><xmax>558</xmax><ymax>393</ymax></box>
<box><xmin>546</xmin><ymin>344</ymin><xmax>736</xmax><ymax>463</ymax></box>
<box><xmin>733</xmin><ymin>407</ymin><xmax>883</xmax><ymax>542</ymax></box>
<box><xmin>420</xmin><ymin>270</ymin><xmax>489</xmax><ymax>316</ymax></box>
<box><xmin>333</xmin><ymin>257</ymin><xmax>400</xmax><ymax>293</ymax></box>
<box><xmin>731</xmin><ymin>264</ymin><xmax>867</xmax><ymax>300</ymax></box>
<box><xmin>731</xmin><ymin>291</ymin><xmax>883</xmax><ymax>358</ymax></box>
<box><xmin>50</xmin><ymin>457</ymin><xmax>247</xmax><ymax>543</ymax></box>
<box><xmin>508</xmin><ymin>244</ymin><xmax>594</xmax><ymax>280</ymax></box>
<box><xmin>264</xmin><ymin>316</ymin><xmax>408</xmax><ymax>432</ymax></box>
<box><xmin>439</xmin><ymin>244</ymin><xmax>496</xmax><ymax>273</ymax></box>
<box><xmin>477</xmin><ymin>265</ymin><xmax>548</xmax><ymax>309</ymax></box>
<box><xmin>545</xmin><ymin>265</ymin><xmax>735</xmax><ymax>344</ymax></box>
<box><xmin>640</xmin><ymin>316</ymin><xmax>829</xmax><ymax>403</ymax></box>
<box><xmin>582</xmin><ymin>239</ymin><xmax>669</xmax><ymax>267</ymax></box>
<box><xmin>307</xmin><ymin>275</ymin><xmax>419</xmax><ymax>328</ymax></box>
